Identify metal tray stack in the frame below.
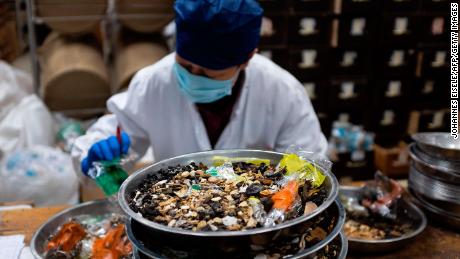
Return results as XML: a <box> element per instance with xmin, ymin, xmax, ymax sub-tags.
<box><xmin>409</xmin><ymin>133</ymin><xmax>460</xmax><ymax>230</ymax></box>
<box><xmin>118</xmin><ymin>150</ymin><xmax>347</xmax><ymax>259</ymax></box>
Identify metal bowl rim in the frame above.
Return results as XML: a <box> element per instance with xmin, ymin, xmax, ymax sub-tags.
<box><xmin>338</xmin><ymin>231</ymin><xmax>349</xmax><ymax>259</ymax></box>
<box><xmin>409</xmin><ymin>186</ymin><xmax>460</xmax><ymax>220</ymax></box>
<box><xmin>409</xmin><ymin>165</ymin><xmax>460</xmax><ymax>205</ymax></box>
<box><xmin>408</xmin><ymin>143</ymin><xmax>460</xmax><ymax>176</ymax></box>
<box><xmin>30</xmin><ymin>199</ymin><xmax>112</xmax><ymax>259</ymax></box>
<box><xmin>118</xmin><ymin>149</ymin><xmax>339</xmax><ymax>237</ymax></box>
<box><xmin>412</xmin><ymin>132</ymin><xmax>460</xmax><ymax>152</ymax></box>
<box><xmin>289</xmin><ymin>199</ymin><xmax>346</xmax><ymax>258</ymax></box>
<box><xmin>340</xmin><ymin>186</ymin><xmax>427</xmax><ymax>245</ymax></box>
<box><xmin>126</xmin><ymin>199</ymin><xmax>346</xmax><ymax>259</ymax></box>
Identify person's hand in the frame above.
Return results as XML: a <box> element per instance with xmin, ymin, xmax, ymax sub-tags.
<box><xmin>81</xmin><ymin>132</ymin><xmax>130</xmax><ymax>175</ymax></box>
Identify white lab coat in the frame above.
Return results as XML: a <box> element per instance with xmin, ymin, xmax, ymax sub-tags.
<box><xmin>72</xmin><ymin>53</ymin><xmax>327</xmax><ymax>168</ymax></box>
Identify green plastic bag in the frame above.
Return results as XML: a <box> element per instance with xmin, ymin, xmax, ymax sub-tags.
<box><xmin>89</xmin><ymin>159</ymin><xmax>129</xmax><ymax>196</ymax></box>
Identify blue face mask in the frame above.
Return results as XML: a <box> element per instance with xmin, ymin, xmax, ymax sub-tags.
<box><xmin>174</xmin><ymin>62</ymin><xmax>238</xmax><ymax>103</ymax></box>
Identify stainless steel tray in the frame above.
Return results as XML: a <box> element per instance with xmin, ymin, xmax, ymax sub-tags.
<box><xmin>409</xmin><ymin>165</ymin><xmax>460</xmax><ymax>206</ymax></box>
<box><xmin>340</xmin><ymin>186</ymin><xmax>427</xmax><ymax>254</ymax></box>
<box><xmin>412</xmin><ymin>132</ymin><xmax>460</xmax><ymax>161</ymax></box>
<box><xmin>119</xmin><ymin>150</ymin><xmax>339</xmax><ymax>238</ymax></box>
<box><xmin>409</xmin><ymin>187</ymin><xmax>460</xmax><ymax>231</ymax></box>
<box><xmin>409</xmin><ymin>143</ymin><xmax>460</xmax><ymax>184</ymax></box>
<box><xmin>127</xmin><ymin>200</ymin><xmax>347</xmax><ymax>259</ymax></box>
<box><xmin>30</xmin><ymin>199</ymin><xmax>124</xmax><ymax>259</ymax></box>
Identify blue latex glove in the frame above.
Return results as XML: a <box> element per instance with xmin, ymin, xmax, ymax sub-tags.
<box><xmin>81</xmin><ymin>132</ymin><xmax>130</xmax><ymax>175</ymax></box>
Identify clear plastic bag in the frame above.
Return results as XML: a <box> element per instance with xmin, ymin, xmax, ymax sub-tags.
<box><xmin>360</xmin><ymin>172</ymin><xmax>403</xmax><ymax>220</ymax></box>
<box><xmin>205</xmin><ymin>163</ymin><xmax>244</xmax><ymax>183</ymax></box>
<box><xmin>248</xmin><ymin>197</ymin><xmax>267</xmax><ymax>224</ymax></box>
<box><xmin>264</xmin><ymin>146</ymin><xmax>332</xmax><ymax>226</ymax></box>
<box><xmin>87</xmin><ymin>152</ymin><xmax>138</xmax><ymax>197</ymax></box>
<box><xmin>0</xmin><ymin>146</ymin><xmax>79</xmax><ymax>206</ymax></box>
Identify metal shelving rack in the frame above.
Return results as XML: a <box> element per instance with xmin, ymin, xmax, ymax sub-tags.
<box><xmin>23</xmin><ymin>0</ymin><xmax>173</xmax><ymax>118</ymax></box>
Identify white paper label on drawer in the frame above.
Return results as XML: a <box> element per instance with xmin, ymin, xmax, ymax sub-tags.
<box><xmin>351</xmin><ymin>150</ymin><xmax>365</xmax><ymax>161</ymax></box>
<box><xmin>422</xmin><ymin>80</ymin><xmax>435</xmax><ymax>94</ymax></box>
<box><xmin>389</xmin><ymin>50</ymin><xmax>405</xmax><ymax>67</ymax></box>
<box><xmin>340</xmin><ymin>51</ymin><xmax>357</xmax><ymax>67</ymax></box>
<box><xmin>303</xmin><ymin>82</ymin><xmax>317</xmax><ymax>99</ymax></box>
<box><xmin>260</xmin><ymin>50</ymin><xmax>273</xmax><ymax>60</ymax></box>
<box><xmin>431</xmin><ymin>51</ymin><xmax>446</xmax><ymax>67</ymax></box>
<box><xmin>386</xmin><ymin>81</ymin><xmax>402</xmax><ymax>97</ymax></box>
<box><xmin>351</xmin><ymin>18</ymin><xmax>366</xmax><ymax>36</ymax></box>
<box><xmin>380</xmin><ymin>110</ymin><xmax>395</xmax><ymax>126</ymax></box>
<box><xmin>428</xmin><ymin>111</ymin><xmax>445</xmax><ymax>129</ymax></box>
<box><xmin>338</xmin><ymin>113</ymin><xmax>350</xmax><ymax>123</ymax></box>
<box><xmin>298</xmin><ymin>50</ymin><xmax>317</xmax><ymax>68</ymax></box>
<box><xmin>299</xmin><ymin>18</ymin><xmax>317</xmax><ymax>36</ymax></box>
<box><xmin>339</xmin><ymin>82</ymin><xmax>356</xmax><ymax>99</ymax></box>
<box><xmin>393</xmin><ymin>17</ymin><xmax>409</xmax><ymax>35</ymax></box>
<box><xmin>261</xmin><ymin>17</ymin><xmax>275</xmax><ymax>37</ymax></box>
<box><xmin>431</xmin><ymin>17</ymin><xmax>444</xmax><ymax>35</ymax></box>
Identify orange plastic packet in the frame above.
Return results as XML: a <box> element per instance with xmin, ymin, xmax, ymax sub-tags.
<box><xmin>92</xmin><ymin>224</ymin><xmax>132</xmax><ymax>259</ymax></box>
<box><xmin>46</xmin><ymin>222</ymin><xmax>86</xmax><ymax>252</ymax></box>
<box><xmin>272</xmin><ymin>180</ymin><xmax>299</xmax><ymax>211</ymax></box>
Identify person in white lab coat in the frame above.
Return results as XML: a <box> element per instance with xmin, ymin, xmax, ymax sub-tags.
<box><xmin>72</xmin><ymin>0</ymin><xmax>327</xmax><ymax>176</ymax></box>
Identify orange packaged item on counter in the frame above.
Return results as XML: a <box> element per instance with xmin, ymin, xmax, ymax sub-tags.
<box><xmin>46</xmin><ymin>222</ymin><xmax>86</xmax><ymax>252</ymax></box>
<box><xmin>92</xmin><ymin>224</ymin><xmax>132</xmax><ymax>259</ymax></box>
<box><xmin>272</xmin><ymin>180</ymin><xmax>299</xmax><ymax>211</ymax></box>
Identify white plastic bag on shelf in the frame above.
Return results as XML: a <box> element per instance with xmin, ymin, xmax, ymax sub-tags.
<box><xmin>0</xmin><ymin>146</ymin><xmax>79</xmax><ymax>206</ymax></box>
<box><xmin>0</xmin><ymin>95</ymin><xmax>55</xmax><ymax>156</ymax></box>
<box><xmin>0</xmin><ymin>61</ymin><xmax>33</xmax><ymax>120</ymax></box>
<box><xmin>0</xmin><ymin>61</ymin><xmax>54</xmax><ymax>156</ymax></box>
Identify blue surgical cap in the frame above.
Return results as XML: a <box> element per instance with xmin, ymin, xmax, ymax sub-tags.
<box><xmin>175</xmin><ymin>0</ymin><xmax>263</xmax><ymax>70</ymax></box>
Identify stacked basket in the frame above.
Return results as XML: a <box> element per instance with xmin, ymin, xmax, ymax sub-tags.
<box><xmin>409</xmin><ymin>133</ymin><xmax>460</xmax><ymax>230</ymax></box>
<box><xmin>117</xmin><ymin>150</ymin><xmax>347</xmax><ymax>259</ymax></box>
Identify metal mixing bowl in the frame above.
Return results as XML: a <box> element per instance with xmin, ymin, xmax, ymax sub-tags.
<box><xmin>30</xmin><ymin>199</ymin><xmax>123</xmax><ymax>259</ymax></box>
<box><xmin>340</xmin><ymin>186</ymin><xmax>427</xmax><ymax>254</ymax></box>
<box><xmin>409</xmin><ymin>166</ymin><xmax>460</xmax><ymax>207</ymax></box>
<box><xmin>132</xmin><ymin>233</ymin><xmax>348</xmax><ymax>259</ymax></box>
<box><xmin>127</xmin><ymin>200</ymin><xmax>346</xmax><ymax>259</ymax></box>
<box><xmin>409</xmin><ymin>187</ymin><xmax>460</xmax><ymax>231</ymax></box>
<box><xmin>412</xmin><ymin>132</ymin><xmax>460</xmax><ymax>160</ymax></box>
<box><xmin>409</xmin><ymin>143</ymin><xmax>460</xmax><ymax>184</ymax></box>
<box><xmin>119</xmin><ymin>150</ymin><xmax>339</xmax><ymax>250</ymax></box>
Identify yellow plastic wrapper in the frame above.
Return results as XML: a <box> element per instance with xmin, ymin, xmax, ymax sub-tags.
<box><xmin>278</xmin><ymin>154</ymin><xmax>326</xmax><ymax>187</ymax></box>
<box><xmin>212</xmin><ymin>156</ymin><xmax>271</xmax><ymax>166</ymax></box>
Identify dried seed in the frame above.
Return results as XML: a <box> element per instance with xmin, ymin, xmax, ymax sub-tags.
<box><xmin>304</xmin><ymin>201</ymin><xmax>318</xmax><ymax>215</ymax></box>
<box><xmin>155</xmin><ymin>180</ymin><xmax>168</xmax><ymax>186</ymax></box>
<box><xmin>246</xmin><ymin>217</ymin><xmax>257</xmax><ymax>228</ymax></box>
<box><xmin>159</xmin><ymin>198</ymin><xmax>175</xmax><ymax>206</ymax></box>
<box><xmin>197</xmin><ymin>220</ymin><xmax>207</xmax><ymax>229</ymax></box>
<box><xmin>168</xmin><ymin>220</ymin><xmax>177</xmax><ymax>227</ymax></box>
<box><xmin>260</xmin><ymin>179</ymin><xmax>273</xmax><ymax>185</ymax></box>
<box><xmin>259</xmin><ymin>190</ymin><xmax>273</xmax><ymax>196</ymax></box>
<box><xmin>227</xmin><ymin>224</ymin><xmax>242</xmax><ymax>231</ymax></box>
<box><xmin>211</xmin><ymin>197</ymin><xmax>222</xmax><ymax>202</ymax></box>
<box><xmin>213</xmin><ymin>217</ymin><xmax>222</xmax><ymax>224</ymax></box>
<box><xmin>238</xmin><ymin>201</ymin><xmax>248</xmax><ymax>207</ymax></box>
<box><xmin>181</xmin><ymin>171</ymin><xmax>190</xmax><ymax>177</ymax></box>
<box><xmin>208</xmin><ymin>176</ymin><xmax>218</xmax><ymax>183</ymax></box>
<box><xmin>209</xmin><ymin>224</ymin><xmax>218</xmax><ymax>231</ymax></box>
<box><xmin>222</xmin><ymin>216</ymin><xmax>238</xmax><ymax>226</ymax></box>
